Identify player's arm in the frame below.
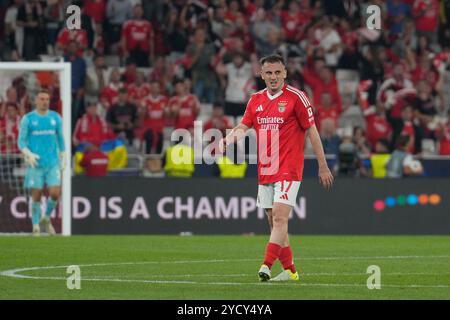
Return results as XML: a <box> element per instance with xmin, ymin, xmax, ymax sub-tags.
<box><xmin>56</xmin><ymin>114</ymin><xmax>67</xmax><ymax>170</ymax></box>
<box><xmin>17</xmin><ymin>116</ymin><xmax>40</xmax><ymax>168</ymax></box>
<box><xmin>307</xmin><ymin>124</ymin><xmax>334</xmax><ymax>190</ymax></box>
<box><xmin>219</xmin><ymin>123</ymin><xmax>249</xmax><ymax>153</ymax></box>
<box><xmin>219</xmin><ymin>94</ymin><xmax>255</xmax><ymax>152</ymax></box>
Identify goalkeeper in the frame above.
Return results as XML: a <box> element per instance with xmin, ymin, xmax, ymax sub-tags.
<box><xmin>17</xmin><ymin>89</ymin><xmax>66</xmax><ymax>236</ymax></box>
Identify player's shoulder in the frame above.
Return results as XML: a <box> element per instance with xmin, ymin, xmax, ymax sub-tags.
<box><xmin>248</xmin><ymin>88</ymin><xmax>267</xmax><ymax>103</ymax></box>
<box><xmin>285</xmin><ymin>85</ymin><xmax>311</xmax><ymax>107</ymax></box>
<box><xmin>49</xmin><ymin>110</ymin><xmax>62</xmax><ymax>120</ymax></box>
<box><xmin>251</xmin><ymin>88</ymin><xmax>267</xmax><ymax>97</ymax></box>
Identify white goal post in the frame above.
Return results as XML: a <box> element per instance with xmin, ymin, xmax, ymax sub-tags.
<box><xmin>0</xmin><ymin>62</ymin><xmax>72</xmax><ymax>236</ymax></box>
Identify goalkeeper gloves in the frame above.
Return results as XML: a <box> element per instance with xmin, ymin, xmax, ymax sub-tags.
<box><xmin>22</xmin><ymin>148</ymin><xmax>40</xmax><ymax>168</ymax></box>
<box><xmin>59</xmin><ymin>152</ymin><xmax>66</xmax><ymax>171</ymax></box>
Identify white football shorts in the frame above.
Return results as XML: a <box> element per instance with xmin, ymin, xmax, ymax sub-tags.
<box><xmin>256</xmin><ymin>180</ymin><xmax>301</xmax><ymax>208</ymax></box>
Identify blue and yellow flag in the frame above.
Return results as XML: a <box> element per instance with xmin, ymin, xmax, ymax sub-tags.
<box><xmin>74</xmin><ymin>139</ymin><xmax>128</xmax><ymax>174</ymax></box>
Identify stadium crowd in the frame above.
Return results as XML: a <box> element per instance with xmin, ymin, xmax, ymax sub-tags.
<box><xmin>1</xmin><ymin>0</ymin><xmax>450</xmax><ymax>178</ymax></box>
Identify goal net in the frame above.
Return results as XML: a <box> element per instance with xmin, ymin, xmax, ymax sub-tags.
<box><xmin>0</xmin><ymin>62</ymin><xmax>71</xmax><ymax>235</ymax></box>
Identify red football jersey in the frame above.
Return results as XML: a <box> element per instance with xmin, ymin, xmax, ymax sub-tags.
<box><xmin>142</xmin><ymin>94</ymin><xmax>168</xmax><ymax>133</ymax></box>
<box><xmin>100</xmin><ymin>84</ymin><xmax>120</xmax><ymax>110</ymax></box>
<box><xmin>170</xmin><ymin>94</ymin><xmax>200</xmax><ymax>130</ymax></box>
<box><xmin>122</xmin><ymin>20</ymin><xmax>153</xmax><ymax>52</ymax></box>
<box><xmin>74</xmin><ymin>114</ymin><xmax>113</xmax><ymax>146</ymax></box>
<box><xmin>80</xmin><ymin>150</ymin><xmax>109</xmax><ymax>177</ymax></box>
<box><xmin>412</xmin><ymin>0</ymin><xmax>439</xmax><ymax>32</ymax></box>
<box><xmin>241</xmin><ymin>84</ymin><xmax>315</xmax><ymax>184</ymax></box>
<box><xmin>365</xmin><ymin>114</ymin><xmax>392</xmax><ymax>149</ymax></box>
<box><xmin>281</xmin><ymin>11</ymin><xmax>310</xmax><ymax>41</ymax></box>
<box><xmin>83</xmin><ymin>0</ymin><xmax>106</xmax><ymax>23</ymax></box>
<box><xmin>56</xmin><ymin>28</ymin><xmax>88</xmax><ymax>56</ymax></box>
<box><xmin>128</xmin><ymin>83</ymin><xmax>151</xmax><ymax>103</ymax></box>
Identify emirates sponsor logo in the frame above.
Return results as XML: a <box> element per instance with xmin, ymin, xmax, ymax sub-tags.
<box><xmin>257</xmin><ymin>117</ymin><xmax>284</xmax><ymax>125</ymax></box>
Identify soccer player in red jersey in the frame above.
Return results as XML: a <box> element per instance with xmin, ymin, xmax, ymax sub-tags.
<box><xmin>219</xmin><ymin>54</ymin><xmax>333</xmax><ymax>281</ymax></box>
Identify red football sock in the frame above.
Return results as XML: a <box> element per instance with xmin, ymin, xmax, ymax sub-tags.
<box><xmin>263</xmin><ymin>242</ymin><xmax>282</xmax><ymax>269</ymax></box>
<box><xmin>279</xmin><ymin>246</ymin><xmax>296</xmax><ymax>273</ymax></box>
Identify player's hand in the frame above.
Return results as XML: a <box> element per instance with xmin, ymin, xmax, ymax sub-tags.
<box><xmin>59</xmin><ymin>152</ymin><xmax>66</xmax><ymax>171</ymax></box>
<box><xmin>22</xmin><ymin>148</ymin><xmax>40</xmax><ymax>168</ymax></box>
<box><xmin>319</xmin><ymin>165</ymin><xmax>334</xmax><ymax>190</ymax></box>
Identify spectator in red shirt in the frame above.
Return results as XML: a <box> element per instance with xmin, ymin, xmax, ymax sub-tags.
<box><xmin>315</xmin><ymin>92</ymin><xmax>340</xmax><ymax>133</ymax></box>
<box><xmin>224</xmin><ymin>0</ymin><xmax>242</xmax><ymax>24</ymax></box>
<box><xmin>363</xmin><ymin>102</ymin><xmax>393</xmax><ymax>151</ymax></box>
<box><xmin>411</xmin><ymin>55</ymin><xmax>439</xmax><ymax>90</ymax></box>
<box><xmin>412</xmin><ymin>0</ymin><xmax>439</xmax><ymax>44</ymax></box>
<box><xmin>80</xmin><ymin>144</ymin><xmax>109</xmax><ymax>177</ymax></box>
<box><xmin>0</xmin><ymin>102</ymin><xmax>21</xmax><ymax>154</ymax></box>
<box><xmin>377</xmin><ymin>64</ymin><xmax>414</xmax><ymax>115</ymax></box>
<box><xmin>303</xmin><ymin>66</ymin><xmax>342</xmax><ymax>112</ymax></box>
<box><xmin>436</xmin><ymin>111</ymin><xmax>450</xmax><ymax>155</ymax></box>
<box><xmin>127</xmin><ymin>71</ymin><xmax>151</xmax><ymax>105</ymax></box>
<box><xmin>121</xmin><ymin>4</ymin><xmax>154</xmax><ymax>67</ymax></box>
<box><xmin>139</xmin><ymin>80</ymin><xmax>169</xmax><ymax>155</ymax></box>
<box><xmin>56</xmin><ymin>28</ymin><xmax>89</xmax><ymax>57</ymax></box>
<box><xmin>83</xmin><ymin>0</ymin><xmax>106</xmax><ymax>24</ymax></box>
<box><xmin>100</xmin><ymin>68</ymin><xmax>123</xmax><ymax>112</ymax></box>
<box><xmin>168</xmin><ymin>79</ymin><xmax>200</xmax><ymax>130</ymax></box>
<box><xmin>280</xmin><ymin>0</ymin><xmax>310</xmax><ymax>43</ymax></box>
<box><xmin>73</xmin><ymin>101</ymin><xmax>113</xmax><ymax>148</ymax></box>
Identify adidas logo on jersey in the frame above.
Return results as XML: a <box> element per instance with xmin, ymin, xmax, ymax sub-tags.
<box><xmin>256</xmin><ymin>105</ymin><xmax>263</xmax><ymax>112</ymax></box>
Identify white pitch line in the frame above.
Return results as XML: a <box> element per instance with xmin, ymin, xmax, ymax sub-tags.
<box><xmin>1</xmin><ymin>273</ymin><xmax>449</xmax><ymax>289</ymax></box>
<box><xmin>83</xmin><ymin>271</ymin><xmax>450</xmax><ymax>279</ymax></box>
<box><xmin>2</xmin><ymin>254</ymin><xmax>449</xmax><ymax>275</ymax></box>
<box><xmin>1</xmin><ymin>256</ymin><xmax>450</xmax><ymax>289</ymax></box>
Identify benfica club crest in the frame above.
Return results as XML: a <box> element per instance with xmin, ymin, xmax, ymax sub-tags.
<box><xmin>278</xmin><ymin>101</ymin><xmax>287</xmax><ymax>113</ymax></box>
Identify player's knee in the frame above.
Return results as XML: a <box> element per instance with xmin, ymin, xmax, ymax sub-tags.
<box><xmin>31</xmin><ymin>191</ymin><xmax>42</xmax><ymax>202</ymax></box>
<box><xmin>49</xmin><ymin>191</ymin><xmax>60</xmax><ymax>200</ymax></box>
<box><xmin>272</xmin><ymin>213</ymin><xmax>288</xmax><ymax>227</ymax></box>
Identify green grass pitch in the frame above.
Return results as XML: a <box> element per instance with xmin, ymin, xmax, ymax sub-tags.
<box><xmin>0</xmin><ymin>235</ymin><xmax>449</xmax><ymax>299</ymax></box>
